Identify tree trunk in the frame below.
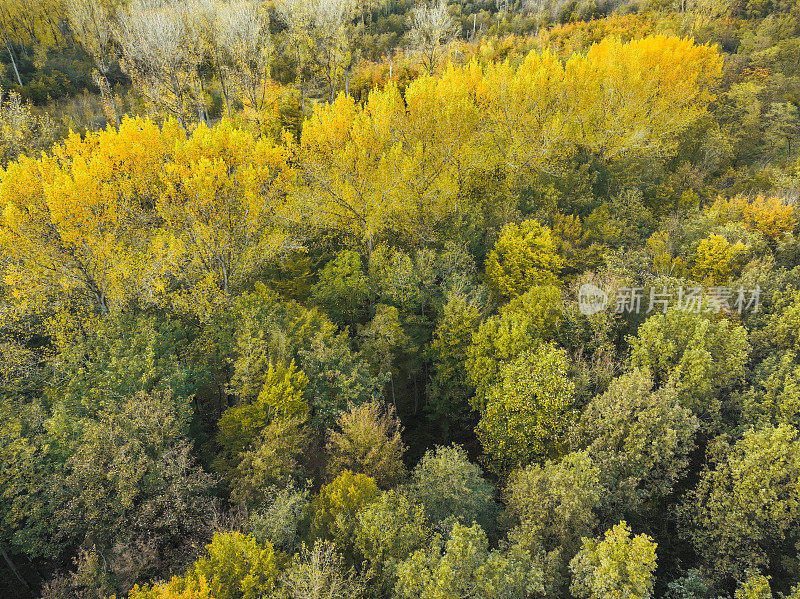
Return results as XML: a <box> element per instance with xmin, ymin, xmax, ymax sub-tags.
<box><xmin>6</xmin><ymin>42</ymin><xmax>22</xmax><ymax>87</ymax></box>
<box><xmin>0</xmin><ymin>546</ymin><xmax>32</xmax><ymax>595</ymax></box>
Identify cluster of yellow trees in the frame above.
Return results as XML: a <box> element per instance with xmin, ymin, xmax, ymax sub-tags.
<box><xmin>0</xmin><ymin>35</ymin><xmax>721</xmax><ymax>322</ymax></box>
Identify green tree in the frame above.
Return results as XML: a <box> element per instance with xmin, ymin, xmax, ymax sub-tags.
<box><xmin>485</xmin><ymin>219</ymin><xmax>563</xmax><ymax>300</ymax></box>
<box><xmin>466</xmin><ymin>285</ymin><xmax>564</xmax><ymax>408</ymax></box>
<box><xmin>248</xmin><ymin>482</ymin><xmax>311</xmax><ymax>554</ymax></box>
<box><xmin>680</xmin><ymin>425</ymin><xmax>800</xmax><ymax>584</ymax></box>
<box><xmin>569</xmin><ymin>521</ymin><xmax>658</xmax><ymax>599</ymax></box>
<box><xmin>52</xmin><ymin>310</ymin><xmax>195</xmax><ymax>416</ymax></box>
<box><xmin>311</xmin><ymin>470</ymin><xmax>381</xmax><ymax>549</ymax></box>
<box><xmin>505</xmin><ymin>451</ymin><xmax>602</xmax><ymax>558</ymax></box>
<box><xmin>225</xmin><ymin>283</ymin><xmax>337</xmax><ymax>404</ymax></box>
<box><xmin>229</xmin><ymin>416</ymin><xmax>311</xmax><ymax>507</ymax></box>
<box><xmin>426</xmin><ymin>294</ymin><xmax>480</xmax><ymax>439</ymax></box>
<box><xmin>760</xmin><ymin>287</ymin><xmax>800</xmax><ymax>354</ymax></box>
<box><xmin>311</xmin><ymin>250</ymin><xmax>370</xmax><ymax>326</ymax></box>
<box><xmin>741</xmin><ymin>352</ymin><xmax>800</xmax><ymax>430</ymax></box>
<box><xmin>357</xmin><ymin>304</ymin><xmax>415</xmax><ymax>405</ymax></box>
<box><xmin>394</xmin><ymin>522</ymin><xmax>543</xmax><ymax>599</ymax></box>
<box><xmin>572</xmin><ymin>369</ymin><xmax>699</xmax><ymax>514</ymax></box>
<box><xmin>217</xmin><ymin>361</ymin><xmax>309</xmax><ymax>458</ymax></box>
<box><xmin>366</xmin><ymin>245</ymin><xmax>439</xmax><ymax>317</ymax></box>
<box><xmin>406</xmin><ymin>445</ymin><xmax>499</xmax><ymax>536</ymax></box>
<box><xmin>663</xmin><ymin>569</ymin><xmax>711</xmax><ymax>599</ymax></box>
<box><xmin>629</xmin><ymin>308</ymin><xmax>750</xmax><ymax>425</ymax></box>
<box><xmin>51</xmin><ymin>390</ymin><xmax>214</xmax><ymax>590</ymax></box>
<box><xmin>326</xmin><ymin>401</ymin><xmax>406</xmax><ymax>488</ymax></box>
<box><xmin>355</xmin><ymin>490</ymin><xmax>430</xmax><ymax>590</ymax></box>
<box><xmin>477</xmin><ymin>344</ymin><xmax>575</xmax><ymax>476</ymax></box>
<box><xmin>504</xmin><ymin>451</ymin><xmax>603</xmax><ymax>597</ymax></box>
<box><xmin>299</xmin><ymin>330</ymin><xmax>385</xmax><ymax>428</ymax></box>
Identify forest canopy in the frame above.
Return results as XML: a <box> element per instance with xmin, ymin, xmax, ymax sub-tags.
<box><xmin>1</xmin><ymin>0</ymin><xmax>800</xmax><ymax>598</ymax></box>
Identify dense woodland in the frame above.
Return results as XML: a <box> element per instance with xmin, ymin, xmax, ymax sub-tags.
<box><xmin>2</xmin><ymin>0</ymin><xmax>800</xmax><ymax>598</ymax></box>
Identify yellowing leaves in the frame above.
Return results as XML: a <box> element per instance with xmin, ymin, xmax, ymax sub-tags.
<box><xmin>292</xmin><ymin>35</ymin><xmax>722</xmax><ymax>247</ymax></box>
<box><xmin>0</xmin><ymin>34</ymin><xmax>724</xmax><ymax>317</ymax></box>
<box><xmin>708</xmin><ymin>195</ymin><xmax>797</xmax><ymax>242</ymax></box>
<box><xmin>0</xmin><ymin>116</ymin><xmax>297</xmax><ymax>318</ymax></box>
<box><xmin>692</xmin><ymin>234</ymin><xmax>749</xmax><ymax>285</ymax></box>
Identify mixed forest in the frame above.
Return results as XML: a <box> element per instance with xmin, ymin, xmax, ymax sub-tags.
<box><xmin>2</xmin><ymin>0</ymin><xmax>800</xmax><ymax>597</ymax></box>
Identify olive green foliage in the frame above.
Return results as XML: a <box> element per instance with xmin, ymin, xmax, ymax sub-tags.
<box><xmin>426</xmin><ymin>293</ymin><xmax>480</xmax><ymax>437</ymax></box>
<box><xmin>355</xmin><ymin>490</ymin><xmax>430</xmax><ymax>587</ymax></box>
<box><xmin>62</xmin><ymin>390</ymin><xmax>213</xmax><ymax>550</ymax></box>
<box><xmin>299</xmin><ymin>331</ymin><xmax>385</xmax><ymax>428</ymax></box>
<box><xmin>248</xmin><ymin>483</ymin><xmax>311</xmax><ymax>554</ymax></box>
<box><xmin>569</xmin><ymin>521</ymin><xmax>658</xmax><ymax>599</ymax></box>
<box><xmin>406</xmin><ymin>445</ymin><xmax>499</xmax><ymax>536</ymax></box>
<box><xmin>357</xmin><ymin>304</ymin><xmax>414</xmax><ymax>382</ymax></box>
<box><xmin>629</xmin><ymin>308</ymin><xmax>750</xmax><ymax>424</ymax></box>
<box><xmin>573</xmin><ymin>368</ymin><xmax>700</xmax><ymax>513</ymax></box>
<box><xmin>229</xmin><ymin>416</ymin><xmax>311</xmax><ymax>507</ymax></box>
<box><xmin>225</xmin><ymin>285</ymin><xmax>333</xmax><ymax>402</ymax></box>
<box><xmin>761</xmin><ymin>287</ymin><xmax>800</xmax><ymax>353</ymax></box>
<box><xmin>53</xmin><ymin>311</ymin><xmax>195</xmax><ymax>415</ymax></box>
<box><xmin>485</xmin><ymin>219</ymin><xmax>564</xmax><ymax>300</ymax></box>
<box><xmin>663</xmin><ymin>569</ymin><xmax>711</xmax><ymax>599</ymax></box>
<box><xmin>312</xmin><ymin>250</ymin><xmax>370</xmax><ymax>326</ymax></box>
<box><xmin>477</xmin><ymin>343</ymin><xmax>576</xmax><ymax>475</ymax></box>
<box><xmin>326</xmin><ymin>400</ymin><xmax>406</xmax><ymax>488</ymax></box>
<box><xmin>503</xmin><ymin>451</ymin><xmax>603</xmax><ymax>597</ymax></box>
<box><xmin>217</xmin><ymin>361</ymin><xmax>309</xmax><ymax>457</ymax></box>
<box><xmin>680</xmin><ymin>425</ymin><xmax>800</xmax><ymax>583</ymax></box>
<box><xmin>741</xmin><ymin>352</ymin><xmax>800</xmax><ymax>429</ymax></box>
<box><xmin>13</xmin><ymin>389</ymin><xmax>215</xmax><ymax>589</ymax></box>
<box><xmin>0</xmin><ymin>91</ymin><xmax>57</xmax><ymax>167</ymax></box>
<box><xmin>505</xmin><ymin>451</ymin><xmax>602</xmax><ymax>557</ymax></box>
<box><xmin>395</xmin><ymin>522</ymin><xmax>544</xmax><ymax>599</ymax></box>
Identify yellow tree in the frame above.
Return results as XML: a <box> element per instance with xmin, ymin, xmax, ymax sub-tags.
<box><xmin>692</xmin><ymin>233</ymin><xmax>749</xmax><ymax>285</ymax></box>
<box><xmin>472</xmin><ymin>35</ymin><xmax>722</xmax><ymax>176</ymax></box>
<box><xmin>708</xmin><ymin>195</ymin><xmax>797</xmax><ymax>242</ymax></box>
<box><xmin>485</xmin><ymin>219</ymin><xmax>563</xmax><ymax>300</ymax></box>
<box><xmin>0</xmin><ymin>116</ymin><xmax>295</xmax><ymax>320</ymax></box>
<box><xmin>295</xmin><ymin>74</ymin><xmax>481</xmax><ymax>252</ymax></box>
<box><xmin>564</xmin><ymin>35</ymin><xmax>723</xmax><ymax>162</ymax></box>
<box><xmin>0</xmin><ymin>117</ymin><xmax>180</xmax><ymax>315</ymax></box>
<box><xmin>155</xmin><ymin>120</ymin><xmax>297</xmax><ymax>319</ymax></box>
